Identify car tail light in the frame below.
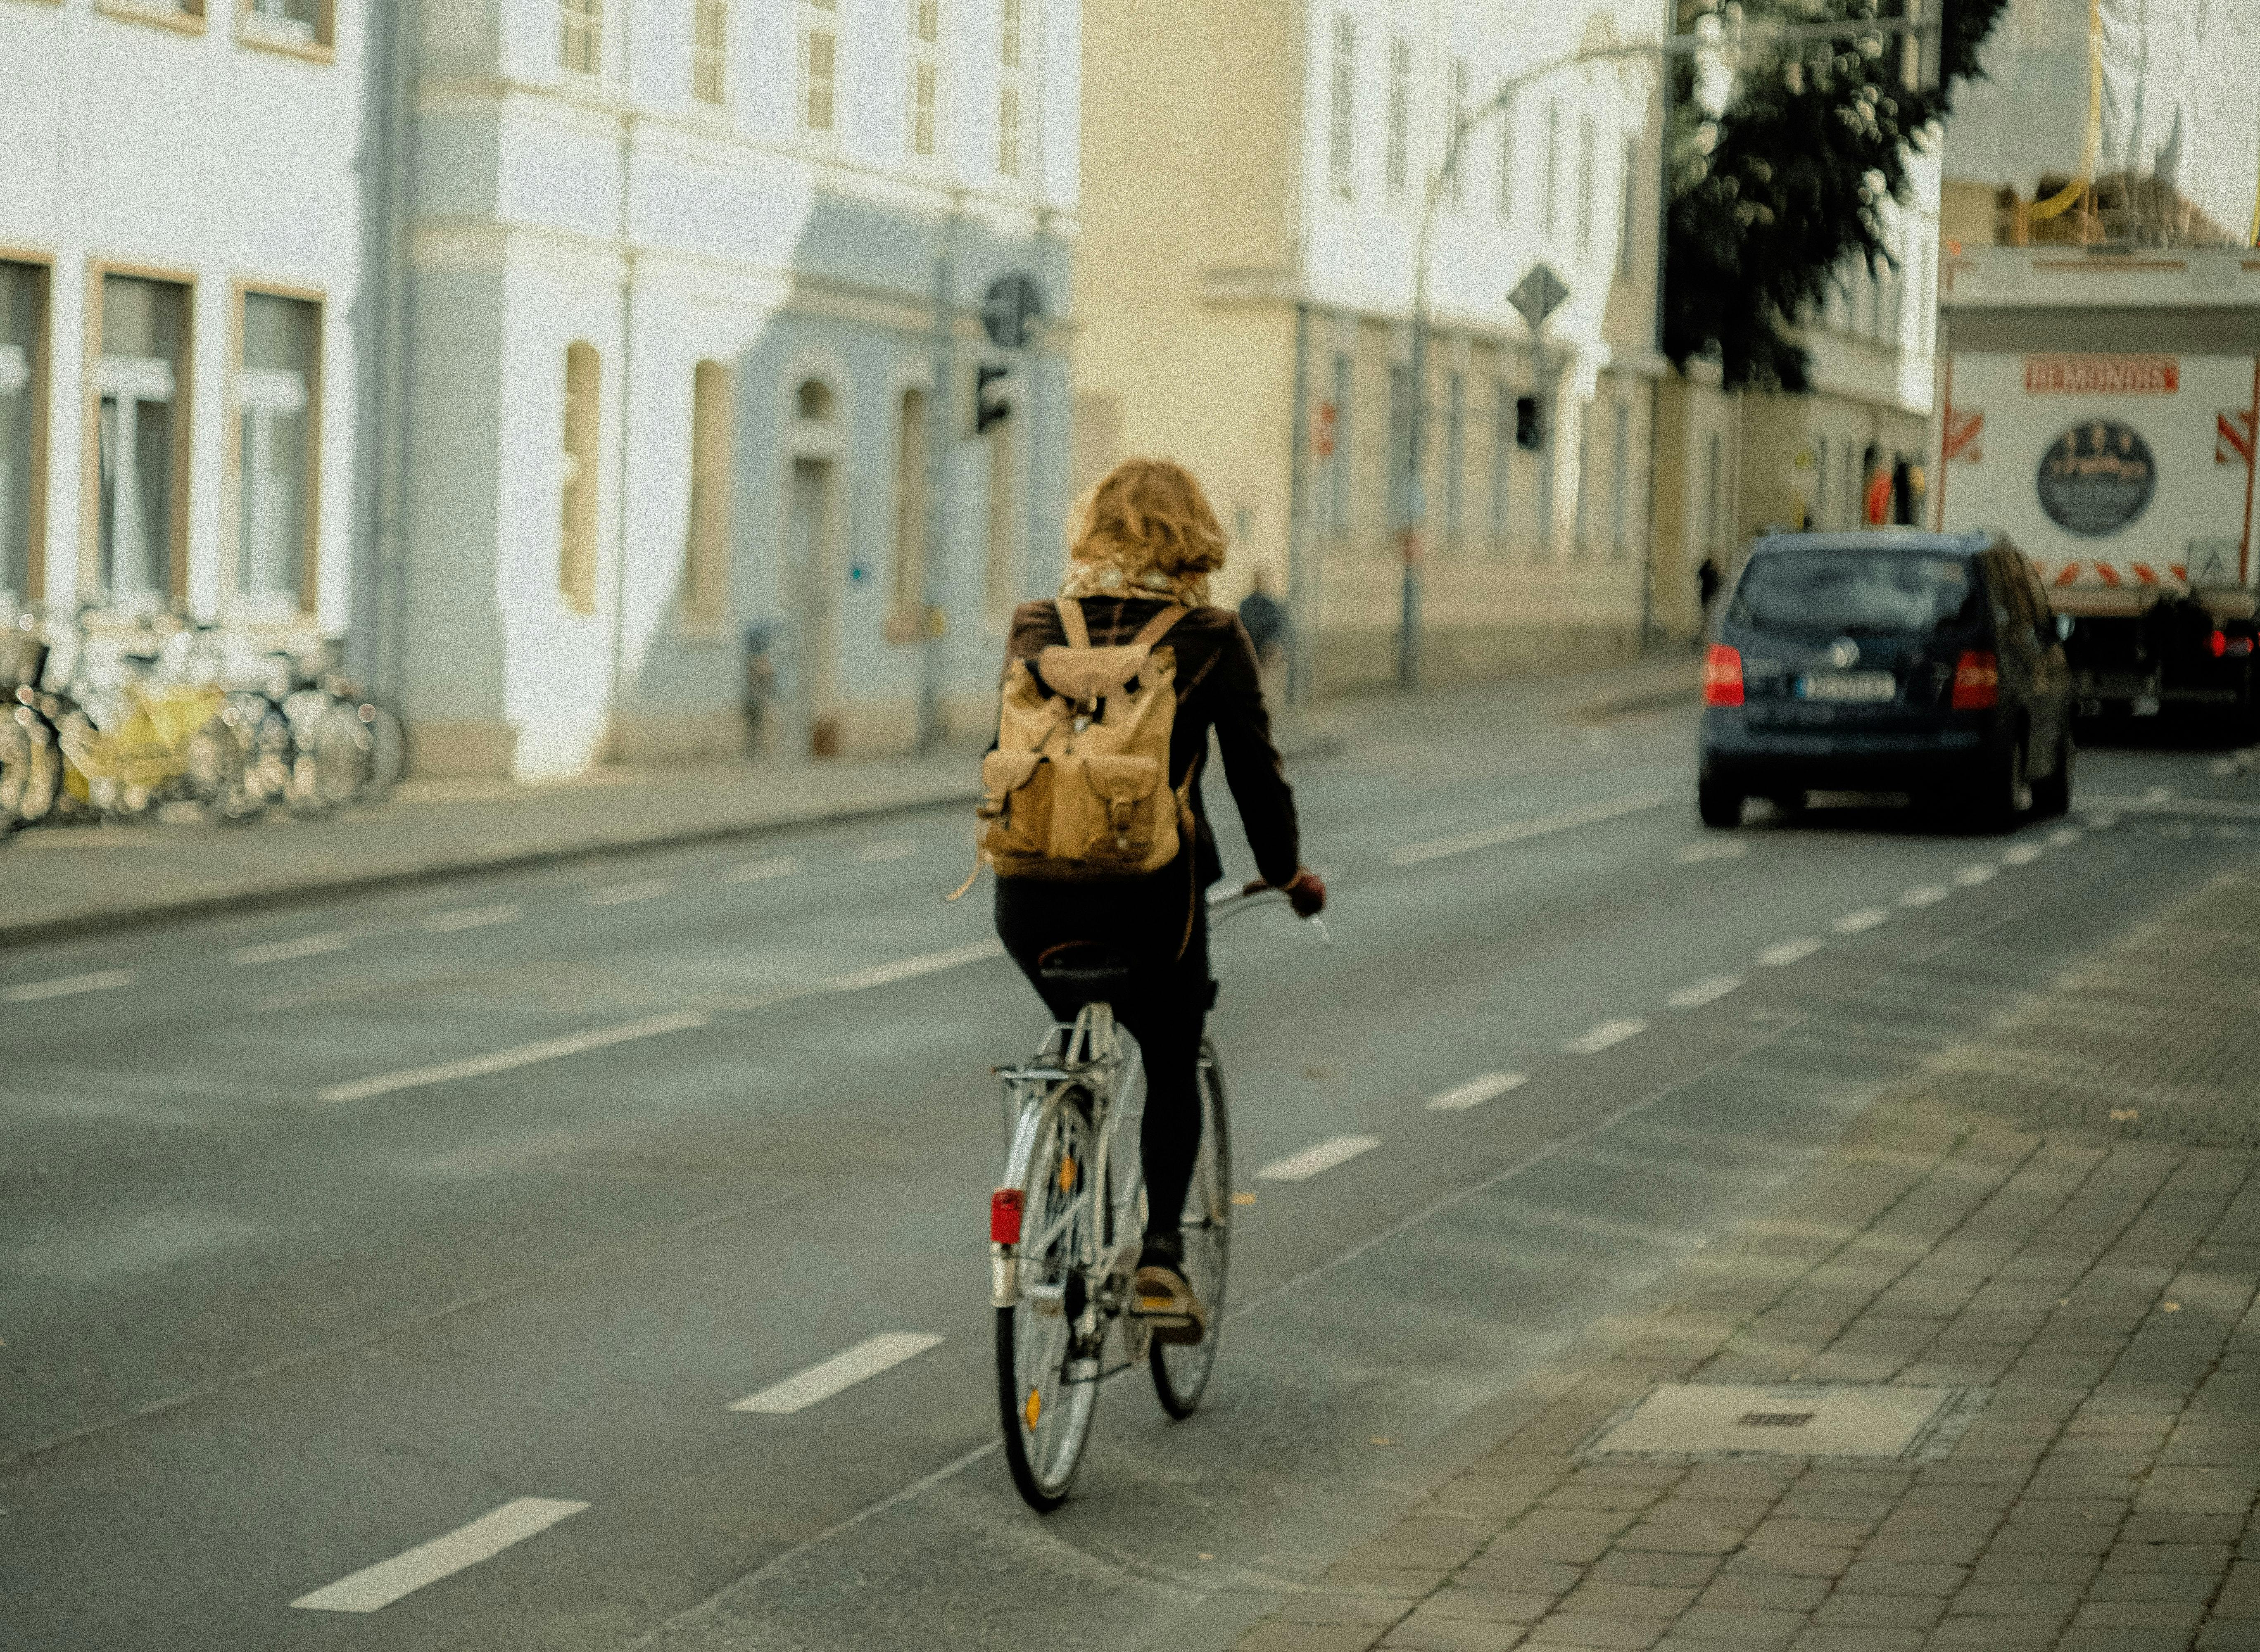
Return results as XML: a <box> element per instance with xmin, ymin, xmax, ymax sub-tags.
<box><xmin>989</xmin><ymin>1188</ymin><xmax>1023</xmax><ymax>1246</ymax></box>
<box><xmin>1951</xmin><ymin>650</ymin><xmax>2000</xmax><ymax>710</ymax></box>
<box><xmin>1702</xmin><ymin>644</ymin><xmax>1744</xmax><ymax>707</ymax></box>
<box><xmin>2210</xmin><ymin>630</ymin><xmax>2256</xmax><ymax>659</ymax></box>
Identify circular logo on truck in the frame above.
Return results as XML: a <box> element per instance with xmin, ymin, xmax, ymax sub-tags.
<box><xmin>2036</xmin><ymin>420</ymin><xmax>2156</xmax><ymax>536</ymax></box>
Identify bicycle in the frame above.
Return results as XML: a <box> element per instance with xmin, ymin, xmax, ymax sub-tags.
<box><xmin>987</xmin><ymin>883</ymin><xmax>1326</xmax><ymax>1512</ymax></box>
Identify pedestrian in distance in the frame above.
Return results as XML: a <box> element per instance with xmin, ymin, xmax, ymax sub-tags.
<box><xmin>1237</xmin><ymin>568</ymin><xmax>1287</xmax><ymax>667</ymax></box>
<box><xmin>984</xmin><ymin>458</ymin><xmax>1325</xmax><ymax>1339</ymax></box>
<box><xmin>1696</xmin><ymin>556</ymin><xmax>1723</xmax><ymax>641</ymax></box>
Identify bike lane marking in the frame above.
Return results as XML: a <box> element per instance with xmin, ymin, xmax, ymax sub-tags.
<box><xmin>423</xmin><ymin>904</ymin><xmax>523</xmax><ymax>933</ymax></box>
<box><xmin>316</xmin><ymin>1011</ymin><xmax>709</xmax><ymax>1104</ymax></box>
<box><xmin>1257</xmin><ymin>1135</ymin><xmax>1382</xmax><ymax>1182</ymax></box>
<box><xmin>854</xmin><ymin>840</ymin><xmax>919</xmax><ymax>864</ymax></box>
<box><xmin>1899</xmin><ymin>884</ymin><xmax>1950</xmax><ymax>908</ymax></box>
<box><xmin>1831</xmin><ymin>908</ymin><xmax>1892</xmax><ymax>935</ymax></box>
<box><xmin>2002</xmin><ymin>843</ymin><xmax>2044</xmax><ymax>866</ymax></box>
<box><xmin>1666</xmin><ymin>976</ymin><xmax>1743</xmax><ymax>1009</ymax></box>
<box><xmin>726</xmin><ymin>857</ymin><xmax>803</xmax><ymax>883</ymax></box>
<box><xmin>233</xmin><ymin>933</ymin><xmax>349</xmax><ymax>966</ymax></box>
<box><xmin>825</xmin><ymin>939</ymin><xmax>1005</xmax><ymax>992</ymax></box>
<box><xmin>1756</xmin><ymin>938</ymin><xmax>1822</xmax><ymax>968</ymax></box>
<box><xmin>587</xmin><ymin>879</ymin><xmax>673</xmax><ymax>907</ymax></box>
<box><xmin>1423</xmin><ymin>1073</ymin><xmax>1527</xmax><ymax>1112</ymax></box>
<box><xmin>1</xmin><ymin>968</ymin><xmax>138</xmax><ymax>1003</ymax></box>
<box><xmin>290</xmin><ymin>1498</ymin><xmax>589</xmax><ymax>1613</ymax></box>
<box><xmin>1385</xmin><ymin>791</ymin><xmax>1672</xmax><ymax>868</ymax></box>
<box><xmin>1952</xmin><ymin>865</ymin><xmax>1998</xmax><ymax>888</ymax></box>
<box><xmin>1561</xmin><ymin>1018</ymin><xmax>1647</xmax><ymax>1055</ymax></box>
<box><xmin>729</xmin><ymin>1333</ymin><xmax>946</xmax><ymax>1415</ymax></box>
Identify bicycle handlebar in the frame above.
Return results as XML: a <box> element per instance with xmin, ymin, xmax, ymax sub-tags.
<box><xmin>1207</xmin><ymin>881</ymin><xmax>1332</xmax><ymax>945</ymax></box>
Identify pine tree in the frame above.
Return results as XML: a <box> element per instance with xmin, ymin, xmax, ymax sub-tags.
<box><xmin>1664</xmin><ymin>0</ymin><xmax>2011</xmax><ymax>391</ymax></box>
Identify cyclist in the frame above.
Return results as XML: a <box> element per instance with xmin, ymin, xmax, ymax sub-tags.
<box><xmin>993</xmin><ymin>457</ymin><xmax>1325</xmax><ymax>1342</ymax></box>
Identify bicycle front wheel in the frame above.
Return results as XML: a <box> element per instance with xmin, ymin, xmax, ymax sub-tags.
<box><xmin>1151</xmin><ymin>1040</ymin><xmax>1232</xmax><ymax>1418</ymax></box>
<box><xmin>997</xmin><ymin>1092</ymin><xmax>1101</xmax><ymax>1511</ymax></box>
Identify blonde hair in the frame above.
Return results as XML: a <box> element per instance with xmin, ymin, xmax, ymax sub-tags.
<box><xmin>1066</xmin><ymin>458</ymin><xmax>1228</xmax><ymax>581</ymax></box>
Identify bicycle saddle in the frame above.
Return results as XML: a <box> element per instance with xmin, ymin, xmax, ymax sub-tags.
<box><xmin>1035</xmin><ymin>940</ymin><xmax>1138</xmax><ymax>1006</ymax></box>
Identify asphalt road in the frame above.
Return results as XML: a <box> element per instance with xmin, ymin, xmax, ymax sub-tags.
<box><xmin>4</xmin><ymin>687</ymin><xmax>2257</xmax><ymax>1652</ymax></box>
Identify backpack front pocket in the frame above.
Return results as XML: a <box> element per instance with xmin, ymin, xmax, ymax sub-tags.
<box><xmin>979</xmin><ymin>750</ymin><xmax>1050</xmax><ymax>864</ymax></box>
<box><xmin>1062</xmin><ymin>753</ymin><xmax>1170</xmax><ymax>864</ymax></box>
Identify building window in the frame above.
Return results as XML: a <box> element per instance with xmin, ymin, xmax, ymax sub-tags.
<box><xmin>1576</xmin><ymin>113</ymin><xmax>1596</xmax><ymax>257</ymax></box>
<box><xmin>1386</xmin><ymin>361</ymin><xmax>1411</xmax><ymax>536</ymax></box>
<box><xmin>693</xmin><ymin>0</ymin><xmax>728</xmax><ymax>104</ymax></box>
<box><xmin>1489</xmin><ymin>379</ymin><xmax>1512</xmax><ymax>555</ymax></box>
<box><xmin>909</xmin><ymin>0</ymin><xmax>940</xmax><ymax>158</ymax></box>
<box><xmin>235</xmin><ymin>293</ymin><xmax>318</xmax><ymax>614</ymax></box>
<box><xmin>1328</xmin><ymin>12</ymin><xmax>1355</xmax><ymax>201</ymax></box>
<box><xmin>801</xmin><ymin>0</ymin><xmax>837</xmax><ymax>134</ymax></box>
<box><xmin>1386</xmin><ymin>34</ymin><xmax>1410</xmax><ymax>202</ymax></box>
<box><xmin>998</xmin><ymin>0</ymin><xmax>1024</xmax><ymax>179</ymax></box>
<box><xmin>1443</xmin><ymin>371</ymin><xmax>1464</xmax><ymax>551</ymax></box>
<box><xmin>1542</xmin><ymin>98</ymin><xmax>1560</xmax><ymax>236</ymax></box>
<box><xmin>559</xmin><ymin>342</ymin><xmax>600</xmax><ymax>615</ymax></box>
<box><xmin>561</xmin><ymin>0</ymin><xmax>600</xmax><ymax>75</ymax></box>
<box><xmin>1609</xmin><ymin>399</ymin><xmax>1630</xmax><ymax>559</ymax></box>
<box><xmin>94</xmin><ymin>275</ymin><xmax>189</xmax><ymax>610</ymax></box>
<box><xmin>0</xmin><ymin>262</ymin><xmax>48</xmax><ymax>609</ymax></box>
<box><xmin>1618</xmin><ymin>135</ymin><xmax>1637</xmax><ymax>278</ymax></box>
<box><xmin>1445</xmin><ymin>58</ymin><xmax>1468</xmax><ymax>211</ymax></box>
<box><xmin>107</xmin><ymin>0</ymin><xmax>205</xmax><ymax>25</ymax></box>
<box><xmin>1326</xmin><ymin>351</ymin><xmax>1352</xmax><ymax>542</ymax></box>
<box><xmin>1496</xmin><ymin>97</ymin><xmax>1514</xmax><ymax>224</ymax></box>
<box><xmin>893</xmin><ymin>387</ymin><xmax>927</xmax><ymax>634</ymax></box>
<box><xmin>242</xmin><ymin>0</ymin><xmax>332</xmax><ymax>50</ymax></box>
<box><xmin>684</xmin><ymin>361</ymin><xmax>732</xmax><ymax>627</ymax></box>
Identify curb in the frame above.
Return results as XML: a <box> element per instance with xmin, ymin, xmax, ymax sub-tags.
<box><xmin>0</xmin><ymin>731</ymin><xmax>1350</xmax><ymax>950</ymax></box>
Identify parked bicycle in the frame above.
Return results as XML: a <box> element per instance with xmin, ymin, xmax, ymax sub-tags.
<box><xmin>987</xmin><ymin>884</ymin><xmax>1326</xmax><ymax>1511</ymax></box>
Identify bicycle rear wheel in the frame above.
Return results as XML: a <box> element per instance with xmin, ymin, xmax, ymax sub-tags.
<box><xmin>1150</xmin><ymin>1040</ymin><xmax>1232</xmax><ymax>1418</ymax></box>
<box><xmin>997</xmin><ymin>1092</ymin><xmax>1101</xmax><ymax>1511</ymax></box>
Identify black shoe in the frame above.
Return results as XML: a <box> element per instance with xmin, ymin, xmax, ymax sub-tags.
<box><xmin>1132</xmin><ymin>1231</ymin><xmax>1206</xmax><ymax>1345</ymax></box>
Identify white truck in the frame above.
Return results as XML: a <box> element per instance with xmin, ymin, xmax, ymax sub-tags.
<box><xmin>1933</xmin><ymin>246</ymin><xmax>2260</xmax><ymax>725</ymax></box>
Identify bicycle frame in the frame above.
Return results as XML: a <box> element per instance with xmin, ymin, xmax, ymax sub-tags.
<box><xmin>989</xmin><ymin>1002</ymin><xmax>1146</xmax><ymax>1318</ymax></box>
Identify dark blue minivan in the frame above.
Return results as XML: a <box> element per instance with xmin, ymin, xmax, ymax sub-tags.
<box><xmin>1698</xmin><ymin>531</ymin><xmax>2075</xmax><ymax>831</ymax></box>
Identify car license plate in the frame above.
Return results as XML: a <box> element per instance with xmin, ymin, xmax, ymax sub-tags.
<box><xmin>1797</xmin><ymin>671</ymin><xmax>1896</xmax><ymax>703</ymax></box>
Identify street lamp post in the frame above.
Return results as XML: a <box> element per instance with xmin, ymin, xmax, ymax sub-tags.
<box><xmin>1394</xmin><ymin>7</ymin><xmax>1942</xmax><ymax>691</ymax></box>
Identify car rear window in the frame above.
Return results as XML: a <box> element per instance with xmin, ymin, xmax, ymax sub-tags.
<box><xmin>1730</xmin><ymin>551</ymin><xmax>1981</xmax><ymax>637</ymax></box>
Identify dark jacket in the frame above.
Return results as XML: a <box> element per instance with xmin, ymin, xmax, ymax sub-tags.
<box><xmin>1002</xmin><ymin>596</ymin><xmax>1301</xmax><ymax>890</ymax></box>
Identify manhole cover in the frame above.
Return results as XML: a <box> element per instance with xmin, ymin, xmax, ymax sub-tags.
<box><xmin>1579</xmin><ymin>1384</ymin><xmax>1986</xmax><ymax>1462</ymax></box>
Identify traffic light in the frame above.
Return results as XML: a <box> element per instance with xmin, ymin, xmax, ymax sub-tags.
<box><xmin>976</xmin><ymin>364</ymin><xmax>1011</xmax><ymax>434</ymax></box>
<box><xmin>1515</xmin><ymin>395</ymin><xmax>1543</xmax><ymax>451</ymax></box>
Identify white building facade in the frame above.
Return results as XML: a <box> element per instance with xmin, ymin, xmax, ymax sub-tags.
<box><xmin>0</xmin><ymin>0</ymin><xmax>366</xmax><ymax>648</ymax></box>
<box><xmin>393</xmin><ymin>0</ymin><xmax>1081</xmax><ymax>778</ymax></box>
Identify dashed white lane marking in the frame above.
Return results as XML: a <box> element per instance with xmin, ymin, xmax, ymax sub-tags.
<box><xmin>1832</xmin><ymin>908</ymin><xmax>1892</xmax><ymax>935</ymax></box>
<box><xmin>2002</xmin><ymin>843</ymin><xmax>2044</xmax><ymax>866</ymax></box>
<box><xmin>423</xmin><ymin>904</ymin><xmax>522</xmax><ymax>933</ymax></box>
<box><xmin>2217</xmin><ymin>825</ymin><xmax>2253</xmax><ymax>840</ymax></box>
<box><xmin>587</xmin><ymin>878</ymin><xmax>673</xmax><ymax>907</ymax></box>
<box><xmin>1666</xmin><ymin>975</ymin><xmax>1744</xmax><ymax>1009</ymax></box>
<box><xmin>1953</xmin><ymin>864</ymin><xmax>1998</xmax><ymax>887</ymax></box>
<box><xmin>2163</xmin><ymin>822</ymin><xmax>2195</xmax><ymax>840</ymax></box>
<box><xmin>2044</xmin><ymin>827</ymin><xmax>2082</xmax><ymax>848</ymax></box>
<box><xmin>1561</xmin><ymin>1018</ymin><xmax>1647</xmax><ymax>1055</ymax></box>
<box><xmin>2144</xmin><ymin>786</ymin><xmax>2173</xmax><ymax>802</ymax></box>
<box><xmin>233</xmin><ymin>932</ymin><xmax>349</xmax><ymax>966</ymax></box>
<box><xmin>826</xmin><ymin>939</ymin><xmax>1005</xmax><ymax>992</ymax></box>
<box><xmin>2209</xmin><ymin>759</ymin><xmax>2236</xmax><ymax>778</ymax></box>
<box><xmin>1899</xmin><ymin>884</ymin><xmax>1950</xmax><ymax>908</ymax></box>
<box><xmin>1387</xmin><ymin>791</ymin><xmax>1672</xmax><ymax>867</ymax></box>
<box><xmin>729</xmin><ymin>1333</ymin><xmax>945</xmax><ymax>1415</ymax></box>
<box><xmin>855</xmin><ymin>840</ymin><xmax>919</xmax><ymax>864</ymax></box>
<box><xmin>727</xmin><ymin>857</ymin><xmax>803</xmax><ymax>883</ymax></box>
<box><xmin>1257</xmin><ymin>1134</ymin><xmax>1383</xmax><ymax>1182</ymax></box>
<box><xmin>2081</xmin><ymin>795</ymin><xmax>2260</xmax><ymax>820</ymax></box>
<box><xmin>317</xmin><ymin>1011</ymin><xmax>709</xmax><ymax>1104</ymax></box>
<box><xmin>1757</xmin><ymin>938</ymin><xmax>1822</xmax><ymax>968</ymax></box>
<box><xmin>1423</xmin><ymin>1072</ymin><xmax>1528</xmax><ymax>1112</ymax></box>
<box><xmin>1674</xmin><ymin>840</ymin><xmax>1750</xmax><ymax>864</ymax></box>
<box><xmin>1</xmin><ymin>968</ymin><xmax>138</xmax><ymax>1004</ymax></box>
<box><xmin>2087</xmin><ymin>813</ymin><xmax>2120</xmax><ymax>829</ymax></box>
<box><xmin>290</xmin><ymin>1497</ymin><xmax>589</xmax><ymax>1612</ymax></box>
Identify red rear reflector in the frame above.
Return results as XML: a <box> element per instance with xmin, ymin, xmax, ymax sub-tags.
<box><xmin>1702</xmin><ymin>644</ymin><xmax>1744</xmax><ymax>707</ymax></box>
<box><xmin>1951</xmin><ymin>650</ymin><xmax>2000</xmax><ymax>710</ymax></box>
<box><xmin>989</xmin><ymin>1188</ymin><xmax>1024</xmax><ymax>1245</ymax></box>
<box><xmin>2210</xmin><ymin>630</ymin><xmax>2229</xmax><ymax>658</ymax></box>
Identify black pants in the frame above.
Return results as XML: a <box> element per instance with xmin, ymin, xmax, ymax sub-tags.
<box><xmin>994</xmin><ymin>866</ymin><xmax>1212</xmax><ymax>1244</ymax></box>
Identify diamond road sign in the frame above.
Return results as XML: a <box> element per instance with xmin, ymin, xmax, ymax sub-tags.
<box><xmin>1509</xmin><ymin>263</ymin><xmax>1570</xmax><ymax>332</ymax></box>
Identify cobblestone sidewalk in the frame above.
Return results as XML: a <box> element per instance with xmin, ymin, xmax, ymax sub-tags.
<box><xmin>1234</xmin><ymin>868</ymin><xmax>2260</xmax><ymax>1652</ymax></box>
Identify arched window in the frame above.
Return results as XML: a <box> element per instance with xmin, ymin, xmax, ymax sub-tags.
<box><xmin>796</xmin><ymin>377</ymin><xmax>834</xmax><ymax>422</ymax></box>
<box><xmin>560</xmin><ymin>342</ymin><xmax>600</xmax><ymax>614</ymax></box>
<box><xmin>684</xmin><ymin>360</ymin><xmax>732</xmax><ymax>626</ymax></box>
<box><xmin>893</xmin><ymin>387</ymin><xmax>927</xmax><ymax>633</ymax></box>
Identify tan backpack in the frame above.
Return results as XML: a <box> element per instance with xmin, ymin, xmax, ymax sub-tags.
<box><xmin>976</xmin><ymin>598</ymin><xmax>1191</xmax><ymax>881</ymax></box>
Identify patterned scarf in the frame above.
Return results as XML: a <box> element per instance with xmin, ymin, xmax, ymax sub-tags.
<box><xmin>1058</xmin><ymin>551</ymin><xmax>1212</xmax><ymax>609</ymax></box>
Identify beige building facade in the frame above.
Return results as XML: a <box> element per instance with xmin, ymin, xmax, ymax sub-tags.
<box><xmin>1074</xmin><ymin>0</ymin><xmax>1677</xmax><ymax>696</ymax></box>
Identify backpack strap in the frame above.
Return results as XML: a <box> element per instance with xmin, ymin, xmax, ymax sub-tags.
<box><xmin>1129</xmin><ymin>605</ymin><xmax>1188</xmax><ymax>651</ymax></box>
<box><xmin>1055</xmin><ymin>597</ymin><xmax>1091</xmax><ymax>648</ymax></box>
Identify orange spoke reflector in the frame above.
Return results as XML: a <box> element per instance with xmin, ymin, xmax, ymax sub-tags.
<box><xmin>1057</xmin><ymin>1157</ymin><xmax>1077</xmax><ymax>1194</ymax></box>
<box><xmin>1024</xmin><ymin>1388</ymin><xmax>1042</xmax><ymax>1429</ymax></box>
